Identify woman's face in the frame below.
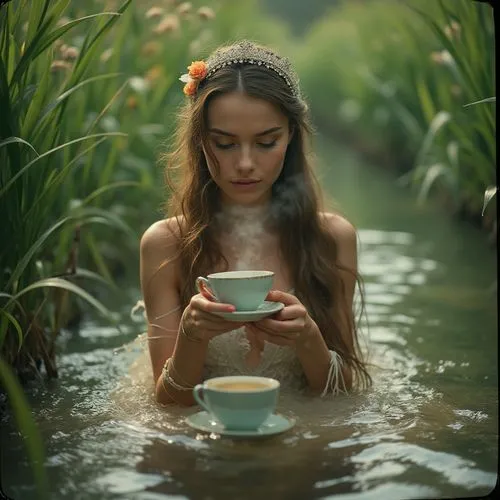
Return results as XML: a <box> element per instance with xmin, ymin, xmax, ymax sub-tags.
<box><xmin>203</xmin><ymin>91</ymin><xmax>291</xmax><ymax>207</ymax></box>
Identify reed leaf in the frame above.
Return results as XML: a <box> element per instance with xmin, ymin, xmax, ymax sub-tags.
<box><xmin>0</xmin><ymin>132</ymin><xmax>127</xmax><ymax>198</ymax></box>
<box><xmin>6</xmin><ymin>217</ymin><xmax>71</xmax><ymax>292</ymax></box>
<box><xmin>75</xmin><ymin>210</ymin><xmax>136</xmax><ymax>241</ymax></box>
<box><xmin>0</xmin><ymin>136</ymin><xmax>39</xmax><ymax>155</ymax></box>
<box><xmin>0</xmin><ymin>293</ymin><xmax>23</xmax><ymax>310</ymax></box>
<box><xmin>0</xmin><ymin>55</ymin><xmax>20</xmax><ymax>169</ymax></box>
<box><xmin>407</xmin><ymin>4</ymin><xmax>483</xmax><ymax>100</ymax></box>
<box><xmin>464</xmin><ymin>97</ymin><xmax>496</xmax><ymax>108</ymax></box>
<box><xmin>84</xmin><ymin>231</ymin><xmax>115</xmax><ymax>286</ymax></box>
<box><xmin>25</xmin><ymin>0</ymin><xmax>51</xmax><ymax>49</ymax></box>
<box><xmin>360</xmin><ymin>68</ymin><xmax>423</xmax><ymax>139</ymax></box>
<box><xmin>34</xmin><ymin>72</ymin><xmax>123</xmax><ymax>130</ymax></box>
<box><xmin>32</xmin><ymin>13</ymin><xmax>121</xmax><ymax>59</ymax></box>
<box><xmin>482</xmin><ymin>186</ymin><xmax>497</xmax><ymax>216</ymax></box>
<box><xmin>0</xmin><ymin>357</ymin><xmax>49</xmax><ymax>500</ymax></box>
<box><xmin>72</xmin><ymin>267</ymin><xmax>119</xmax><ymax>292</ymax></box>
<box><xmin>64</xmin><ymin>1</ymin><xmax>131</xmax><ymax>94</ymax></box>
<box><xmin>81</xmin><ymin>180</ymin><xmax>142</xmax><ymax>206</ymax></box>
<box><xmin>9</xmin><ymin>277</ymin><xmax>111</xmax><ymax>320</ymax></box>
<box><xmin>413</xmin><ymin>110</ymin><xmax>451</xmax><ymax>173</ymax></box>
<box><xmin>22</xmin><ymin>138</ymin><xmax>108</xmax><ymax>223</ymax></box>
<box><xmin>415</xmin><ymin>76</ymin><xmax>436</xmax><ymax>125</ymax></box>
<box><xmin>21</xmin><ymin>55</ymin><xmax>51</xmax><ymax>139</ymax></box>
<box><xmin>10</xmin><ymin>15</ymin><xmax>54</xmax><ymax>89</ymax></box>
<box><xmin>84</xmin><ymin>79</ymin><xmax>129</xmax><ymax>136</ymax></box>
<box><xmin>0</xmin><ymin>309</ymin><xmax>23</xmax><ymax>353</ymax></box>
<box><xmin>417</xmin><ymin>162</ymin><xmax>458</xmax><ymax>205</ymax></box>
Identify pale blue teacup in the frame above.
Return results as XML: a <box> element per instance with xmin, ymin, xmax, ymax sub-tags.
<box><xmin>195</xmin><ymin>270</ymin><xmax>274</xmax><ymax>311</ymax></box>
<box><xmin>193</xmin><ymin>375</ymin><xmax>280</xmax><ymax>431</ymax></box>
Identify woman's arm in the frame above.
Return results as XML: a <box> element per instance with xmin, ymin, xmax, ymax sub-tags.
<box><xmin>140</xmin><ymin>218</ymin><xmax>246</xmax><ymax>406</ymax></box>
<box><xmin>140</xmin><ymin>218</ymin><xmax>208</xmax><ymax>406</ymax></box>
<box><xmin>299</xmin><ymin>212</ymin><xmax>358</xmax><ymax>391</ymax></box>
<box><xmin>294</xmin><ymin>319</ymin><xmax>353</xmax><ymax>393</ymax></box>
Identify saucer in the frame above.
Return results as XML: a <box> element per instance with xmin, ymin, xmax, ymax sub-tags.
<box><xmin>213</xmin><ymin>301</ymin><xmax>284</xmax><ymax>322</ymax></box>
<box><xmin>186</xmin><ymin>411</ymin><xmax>295</xmax><ymax>437</ymax></box>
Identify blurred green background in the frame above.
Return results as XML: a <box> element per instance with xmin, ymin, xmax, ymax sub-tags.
<box><xmin>0</xmin><ymin>1</ymin><xmax>495</xmax><ymax>496</ymax></box>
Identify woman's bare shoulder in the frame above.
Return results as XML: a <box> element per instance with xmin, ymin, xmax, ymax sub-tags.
<box><xmin>140</xmin><ymin>216</ymin><xmax>185</xmax><ymax>261</ymax></box>
<box><xmin>319</xmin><ymin>212</ymin><xmax>357</xmax><ymax>241</ymax></box>
<box><xmin>319</xmin><ymin>212</ymin><xmax>357</xmax><ymax>271</ymax></box>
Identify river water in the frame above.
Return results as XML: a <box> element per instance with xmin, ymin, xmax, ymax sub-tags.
<box><xmin>2</xmin><ymin>138</ymin><xmax>497</xmax><ymax>499</ymax></box>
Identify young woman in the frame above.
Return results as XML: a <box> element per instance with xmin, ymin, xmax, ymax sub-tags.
<box><xmin>140</xmin><ymin>40</ymin><xmax>371</xmax><ymax>406</ymax></box>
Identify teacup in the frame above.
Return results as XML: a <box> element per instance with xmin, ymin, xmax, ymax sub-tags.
<box><xmin>193</xmin><ymin>375</ymin><xmax>280</xmax><ymax>430</ymax></box>
<box><xmin>195</xmin><ymin>270</ymin><xmax>274</xmax><ymax>311</ymax></box>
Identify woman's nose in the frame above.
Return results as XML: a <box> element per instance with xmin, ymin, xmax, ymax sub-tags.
<box><xmin>237</xmin><ymin>145</ymin><xmax>254</xmax><ymax>172</ymax></box>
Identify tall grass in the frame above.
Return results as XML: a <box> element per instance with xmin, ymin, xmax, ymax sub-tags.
<box><xmin>1</xmin><ymin>1</ymin><xmax>133</xmax><ymax>494</ymax></box>
<box><xmin>294</xmin><ymin>0</ymin><xmax>495</xmax><ymax>231</ymax></box>
<box><xmin>0</xmin><ymin>0</ymin><xmax>133</xmax><ymax>381</ymax></box>
<box><xmin>403</xmin><ymin>0</ymin><xmax>495</xmax><ymax>222</ymax></box>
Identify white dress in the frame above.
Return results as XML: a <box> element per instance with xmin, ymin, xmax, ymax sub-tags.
<box><xmin>203</xmin><ymin>324</ymin><xmax>308</xmax><ymax>392</ymax></box>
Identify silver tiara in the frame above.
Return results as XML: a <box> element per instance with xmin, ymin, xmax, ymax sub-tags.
<box><xmin>205</xmin><ymin>40</ymin><xmax>301</xmax><ymax>97</ymax></box>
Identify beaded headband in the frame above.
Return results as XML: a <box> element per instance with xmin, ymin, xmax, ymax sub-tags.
<box><xmin>179</xmin><ymin>40</ymin><xmax>301</xmax><ymax>98</ymax></box>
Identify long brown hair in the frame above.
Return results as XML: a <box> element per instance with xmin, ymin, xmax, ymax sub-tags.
<box><xmin>161</xmin><ymin>42</ymin><xmax>372</xmax><ymax>390</ymax></box>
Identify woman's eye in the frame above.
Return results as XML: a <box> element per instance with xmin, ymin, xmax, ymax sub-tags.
<box><xmin>213</xmin><ymin>139</ymin><xmax>277</xmax><ymax>150</ymax></box>
<box><xmin>257</xmin><ymin>140</ymin><xmax>277</xmax><ymax>149</ymax></box>
<box><xmin>214</xmin><ymin>142</ymin><xmax>235</xmax><ymax>150</ymax></box>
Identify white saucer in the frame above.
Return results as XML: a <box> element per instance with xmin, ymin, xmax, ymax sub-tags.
<box><xmin>186</xmin><ymin>411</ymin><xmax>295</xmax><ymax>437</ymax></box>
<box><xmin>213</xmin><ymin>301</ymin><xmax>284</xmax><ymax>322</ymax></box>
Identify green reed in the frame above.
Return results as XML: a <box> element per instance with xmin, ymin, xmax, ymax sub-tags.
<box><xmin>0</xmin><ymin>357</ymin><xmax>49</xmax><ymax>499</ymax></box>
<box><xmin>404</xmin><ymin>0</ymin><xmax>495</xmax><ymax>220</ymax></box>
<box><xmin>0</xmin><ymin>0</ymin><xmax>132</xmax><ymax>379</ymax></box>
<box><xmin>1</xmin><ymin>1</ymin><xmax>133</xmax><ymax>492</ymax></box>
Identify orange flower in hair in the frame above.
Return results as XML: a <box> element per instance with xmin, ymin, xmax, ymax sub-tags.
<box><xmin>187</xmin><ymin>60</ymin><xmax>208</xmax><ymax>80</ymax></box>
<box><xmin>179</xmin><ymin>60</ymin><xmax>208</xmax><ymax>97</ymax></box>
<box><xmin>183</xmin><ymin>79</ymin><xmax>198</xmax><ymax>96</ymax></box>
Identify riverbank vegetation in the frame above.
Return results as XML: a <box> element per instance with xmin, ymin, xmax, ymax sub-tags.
<box><xmin>292</xmin><ymin>0</ymin><xmax>495</xmax><ymax>235</ymax></box>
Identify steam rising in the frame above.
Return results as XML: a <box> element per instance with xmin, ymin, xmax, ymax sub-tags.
<box><xmin>215</xmin><ymin>204</ymin><xmax>272</xmax><ymax>271</ymax></box>
<box><xmin>213</xmin><ymin>174</ymin><xmax>304</xmax><ymax>269</ymax></box>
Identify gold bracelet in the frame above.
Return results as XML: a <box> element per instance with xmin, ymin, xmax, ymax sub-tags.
<box><xmin>167</xmin><ymin>356</ymin><xmax>193</xmax><ymax>388</ymax></box>
<box><xmin>160</xmin><ymin>372</ymin><xmax>183</xmax><ymax>405</ymax></box>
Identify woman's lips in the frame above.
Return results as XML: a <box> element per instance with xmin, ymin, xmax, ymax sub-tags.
<box><xmin>231</xmin><ymin>180</ymin><xmax>261</xmax><ymax>189</ymax></box>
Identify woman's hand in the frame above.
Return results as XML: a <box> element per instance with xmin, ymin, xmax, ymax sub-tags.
<box><xmin>244</xmin><ymin>290</ymin><xmax>317</xmax><ymax>348</ymax></box>
<box><xmin>181</xmin><ymin>287</ymin><xmax>245</xmax><ymax>343</ymax></box>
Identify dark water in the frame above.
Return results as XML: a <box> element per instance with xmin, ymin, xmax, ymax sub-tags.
<box><xmin>1</xmin><ymin>137</ymin><xmax>497</xmax><ymax>500</ymax></box>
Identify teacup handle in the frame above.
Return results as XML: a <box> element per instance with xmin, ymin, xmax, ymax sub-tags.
<box><xmin>195</xmin><ymin>276</ymin><xmax>218</xmax><ymax>301</ymax></box>
<box><xmin>193</xmin><ymin>384</ymin><xmax>211</xmax><ymax>413</ymax></box>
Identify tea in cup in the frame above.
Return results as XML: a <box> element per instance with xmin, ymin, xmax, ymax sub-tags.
<box><xmin>193</xmin><ymin>375</ymin><xmax>280</xmax><ymax>430</ymax></box>
<box><xmin>196</xmin><ymin>270</ymin><xmax>274</xmax><ymax>311</ymax></box>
